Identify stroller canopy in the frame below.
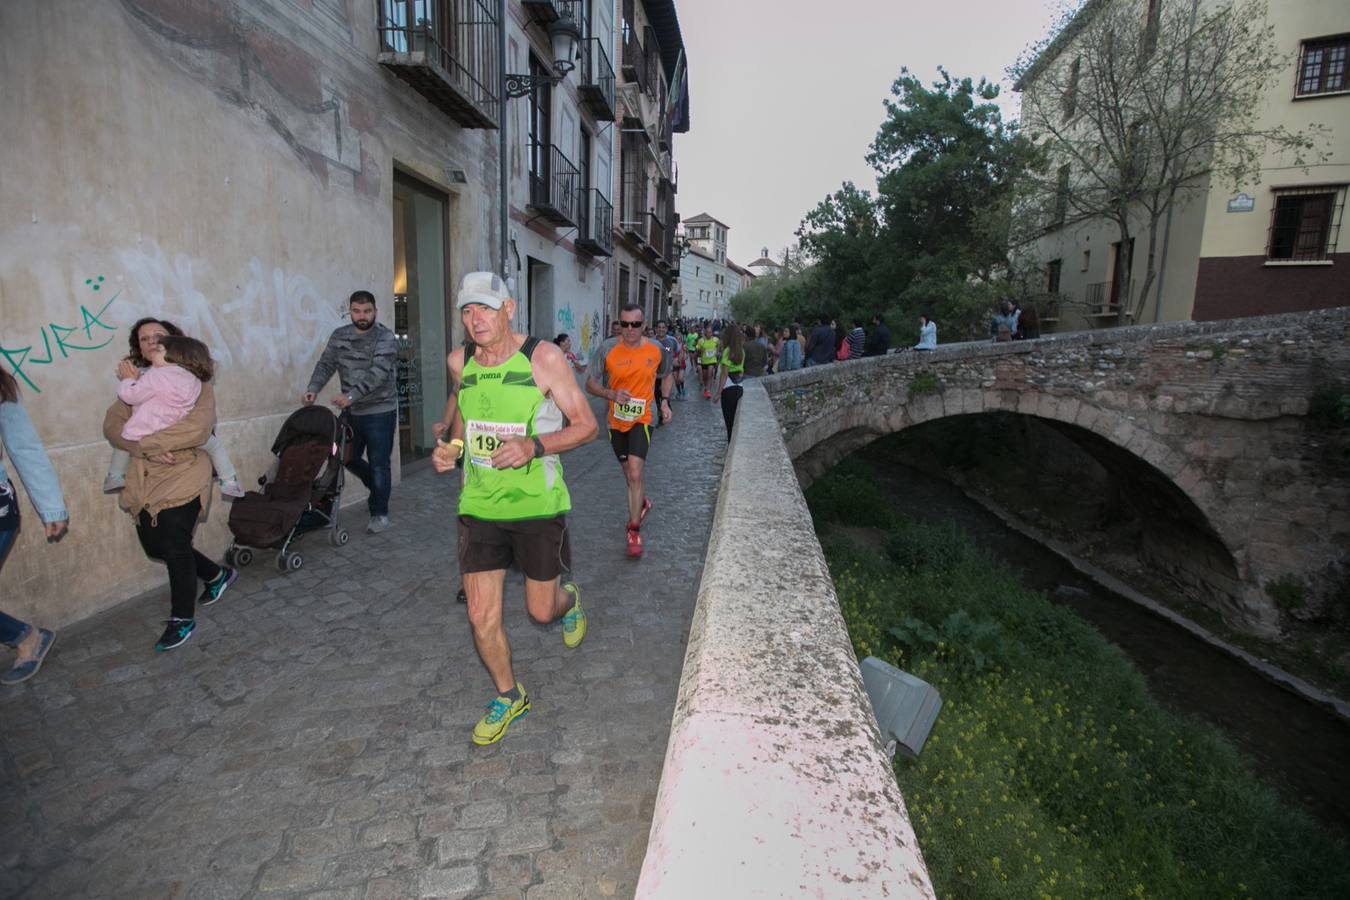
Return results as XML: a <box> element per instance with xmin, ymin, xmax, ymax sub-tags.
<box><xmin>272</xmin><ymin>405</ymin><xmax>339</xmax><ymax>455</ymax></box>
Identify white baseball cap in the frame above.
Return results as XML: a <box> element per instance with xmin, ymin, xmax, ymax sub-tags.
<box><xmin>456</xmin><ymin>271</ymin><xmax>511</xmax><ymax>309</ymax></box>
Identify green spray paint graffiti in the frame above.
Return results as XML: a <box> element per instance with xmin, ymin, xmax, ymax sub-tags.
<box><xmin>1</xmin><ymin>277</ymin><xmax>121</xmax><ymax>393</ymax></box>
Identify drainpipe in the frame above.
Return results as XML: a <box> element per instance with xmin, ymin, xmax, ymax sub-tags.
<box><xmin>498</xmin><ymin>0</ymin><xmax>509</xmax><ymax>283</ymax></box>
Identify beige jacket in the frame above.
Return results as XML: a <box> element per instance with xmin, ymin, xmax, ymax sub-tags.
<box><xmin>103</xmin><ymin>382</ymin><xmax>216</xmax><ymax>522</ymax></box>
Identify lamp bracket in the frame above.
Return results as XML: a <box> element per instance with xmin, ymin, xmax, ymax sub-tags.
<box><xmin>504</xmin><ymin>72</ymin><xmax>563</xmax><ymax>99</ymax></box>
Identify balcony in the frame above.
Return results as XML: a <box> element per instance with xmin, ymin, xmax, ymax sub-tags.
<box><xmin>619</xmin><ymin>170</ymin><xmax>649</xmax><ymax>243</ymax></box>
<box><xmin>528</xmin><ymin>143</ymin><xmax>580</xmax><ymax>226</ymax></box>
<box><xmin>521</xmin><ymin>0</ymin><xmax>574</xmax><ymax>25</ymax></box>
<box><xmin>377</xmin><ymin>0</ymin><xmax>500</xmax><ymax>129</ymax></box>
<box><xmin>644</xmin><ymin>26</ymin><xmax>661</xmax><ymax>99</ymax></box>
<box><xmin>576</xmin><ymin>189</ymin><xmax>613</xmax><ymax>257</ymax></box>
<box><xmin>578</xmin><ymin>37</ymin><xmax>616</xmax><ymax>121</ymax></box>
<box><xmin>657</xmin><ymin>83</ymin><xmax>671</xmax><ymax>150</ymax></box>
<box><xmin>621</xmin><ymin>25</ymin><xmax>645</xmax><ymax>92</ymax></box>
<box><xmin>1084</xmin><ymin>281</ymin><xmax>1119</xmax><ymax>318</ymax></box>
<box><xmin>648</xmin><ymin>211</ymin><xmax>667</xmax><ymax>262</ymax></box>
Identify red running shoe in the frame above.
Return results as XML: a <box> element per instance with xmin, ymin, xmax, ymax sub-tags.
<box><xmin>626</xmin><ymin>525</ymin><xmax>643</xmax><ymax>558</ymax></box>
<box><xmin>639</xmin><ymin>497</ymin><xmax>652</xmax><ymax>525</ymax></box>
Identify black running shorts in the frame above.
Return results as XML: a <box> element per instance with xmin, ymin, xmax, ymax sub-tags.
<box><xmin>609</xmin><ymin>425</ymin><xmax>651</xmax><ymax>462</ymax></box>
<box><xmin>458</xmin><ymin>514</ymin><xmax>571</xmax><ymax>582</ymax></box>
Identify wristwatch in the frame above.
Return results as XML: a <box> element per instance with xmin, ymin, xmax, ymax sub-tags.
<box><xmin>532</xmin><ymin>436</ymin><xmax>546</xmax><ymax>458</ymax></box>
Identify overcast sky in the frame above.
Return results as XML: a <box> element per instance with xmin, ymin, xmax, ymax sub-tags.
<box><xmin>672</xmin><ymin>0</ymin><xmax>1065</xmax><ymax>267</ymax></box>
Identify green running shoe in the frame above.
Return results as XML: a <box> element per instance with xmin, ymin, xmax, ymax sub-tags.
<box><xmin>472</xmin><ymin>683</ymin><xmax>529</xmax><ymax>746</ymax></box>
<box><xmin>561</xmin><ymin>582</ymin><xmax>586</xmax><ymax>649</ymax></box>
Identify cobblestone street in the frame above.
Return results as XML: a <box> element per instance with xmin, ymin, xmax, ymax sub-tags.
<box><xmin>2</xmin><ymin>391</ymin><xmax>726</xmax><ymax>899</ymax></box>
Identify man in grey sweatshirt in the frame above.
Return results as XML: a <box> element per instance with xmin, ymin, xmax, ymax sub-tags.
<box><xmin>303</xmin><ymin>291</ymin><xmax>399</xmax><ymax>533</ymax></box>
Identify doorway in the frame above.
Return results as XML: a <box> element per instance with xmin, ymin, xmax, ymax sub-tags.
<box><xmin>392</xmin><ymin>173</ymin><xmax>450</xmax><ymax>464</ymax></box>
<box><xmin>528</xmin><ymin>257</ymin><xmax>554</xmax><ymax>339</ymax></box>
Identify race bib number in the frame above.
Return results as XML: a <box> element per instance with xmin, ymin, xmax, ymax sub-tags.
<box><xmin>466</xmin><ymin>420</ymin><xmax>527</xmax><ymax>468</ymax></box>
<box><xmin>614</xmin><ymin>397</ymin><xmax>647</xmax><ymax>422</ymax></box>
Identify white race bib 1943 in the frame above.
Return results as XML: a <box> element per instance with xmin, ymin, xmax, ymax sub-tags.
<box><xmin>613</xmin><ymin>397</ymin><xmax>647</xmax><ymax>422</ymax></box>
<box><xmin>466</xmin><ymin>419</ymin><xmax>527</xmax><ymax>467</ymax></box>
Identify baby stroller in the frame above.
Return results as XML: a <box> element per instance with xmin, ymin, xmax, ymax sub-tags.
<box><xmin>225</xmin><ymin>406</ymin><xmax>352</xmax><ymax>573</ymax></box>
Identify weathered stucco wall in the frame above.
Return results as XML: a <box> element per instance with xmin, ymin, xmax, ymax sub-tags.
<box><xmin>0</xmin><ymin>0</ymin><xmax>499</xmax><ymax>626</ymax></box>
<box><xmin>766</xmin><ymin>308</ymin><xmax>1350</xmax><ymax>637</ymax></box>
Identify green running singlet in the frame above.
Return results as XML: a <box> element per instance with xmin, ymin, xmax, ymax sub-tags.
<box><xmin>458</xmin><ymin>341</ymin><xmax>570</xmax><ymax>521</ymax></box>
<box><xmin>697</xmin><ymin>337</ymin><xmax>719</xmax><ymax>365</ymax></box>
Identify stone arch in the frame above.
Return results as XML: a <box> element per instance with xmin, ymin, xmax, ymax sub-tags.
<box><xmin>784</xmin><ymin>386</ymin><xmax>1263</xmax><ymax>629</ymax></box>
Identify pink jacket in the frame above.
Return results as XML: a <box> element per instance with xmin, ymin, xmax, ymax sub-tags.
<box><xmin>118</xmin><ymin>365</ymin><xmax>203</xmax><ymax>441</ymax></box>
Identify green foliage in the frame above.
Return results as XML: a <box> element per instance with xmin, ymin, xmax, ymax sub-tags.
<box><xmin>1309</xmin><ymin>384</ymin><xmax>1350</xmax><ymax>428</ymax></box>
<box><xmin>803</xmin><ymin>458</ymin><xmax>897</xmax><ymax>529</ymax></box>
<box><xmin>1266</xmin><ymin>574</ymin><xmax>1307</xmax><ymax>612</ymax></box>
<box><xmin>810</xmin><ymin>463</ymin><xmax>1350</xmax><ymax>899</ymax></box>
<box><xmin>788</xmin><ymin>68</ymin><xmax>1036</xmax><ymax>340</ymax></box>
<box><xmin>908</xmin><ymin>371</ymin><xmax>940</xmax><ymax>398</ymax></box>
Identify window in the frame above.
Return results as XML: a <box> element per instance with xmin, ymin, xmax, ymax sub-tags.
<box><xmin>1046</xmin><ymin>259</ymin><xmax>1063</xmax><ymax>294</ymax></box>
<box><xmin>1062</xmin><ymin>57</ymin><xmax>1081</xmax><ymax>121</ymax></box>
<box><xmin>1141</xmin><ymin>0</ymin><xmax>1161</xmax><ymax>57</ymax></box>
<box><xmin>1267</xmin><ymin>187</ymin><xmax>1343</xmax><ymax>261</ymax></box>
<box><xmin>1053</xmin><ymin>165</ymin><xmax>1070</xmax><ymax>225</ymax></box>
<box><xmin>1297</xmin><ymin>35</ymin><xmax>1349</xmax><ymax>97</ymax></box>
<box><xmin>1081</xmin><ymin>249</ymin><xmax>1091</xmax><ymax>272</ymax></box>
<box><xmin>619</xmin><ymin>265</ymin><xmax>630</xmax><ymax>304</ymax></box>
<box><xmin>527</xmin><ymin>55</ymin><xmax>552</xmax><ymax>185</ymax></box>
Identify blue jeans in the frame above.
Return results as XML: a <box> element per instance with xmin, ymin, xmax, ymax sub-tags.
<box><xmin>0</xmin><ymin>500</ymin><xmax>30</xmax><ymax>646</ymax></box>
<box><xmin>346</xmin><ymin>409</ymin><xmax>397</xmax><ymax>517</ymax></box>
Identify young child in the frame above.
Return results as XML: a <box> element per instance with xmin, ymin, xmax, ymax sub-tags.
<box><xmin>104</xmin><ymin>327</ymin><xmax>243</xmax><ymax>497</ymax></box>
<box><xmin>117</xmin><ymin>335</ymin><xmax>214</xmax><ymax>442</ymax></box>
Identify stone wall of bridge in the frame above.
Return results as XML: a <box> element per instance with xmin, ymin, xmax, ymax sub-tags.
<box><xmin>764</xmin><ymin>308</ymin><xmax>1350</xmax><ymax>637</ymax></box>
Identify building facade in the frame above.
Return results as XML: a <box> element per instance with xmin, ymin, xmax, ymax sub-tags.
<box><xmin>611</xmin><ymin>0</ymin><xmax>687</xmax><ymax>325</ymax></box>
<box><xmin>0</xmin><ymin>0</ymin><xmax>689</xmax><ymax>628</ymax></box>
<box><xmin>1016</xmin><ymin>0</ymin><xmax>1349</xmax><ymax>330</ymax></box>
<box><xmin>677</xmin><ymin>213</ymin><xmax>737</xmax><ymax>320</ymax></box>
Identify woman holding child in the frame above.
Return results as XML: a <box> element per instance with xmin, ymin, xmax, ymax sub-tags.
<box><xmin>103</xmin><ymin>319</ymin><xmax>237</xmax><ymax>652</ymax></box>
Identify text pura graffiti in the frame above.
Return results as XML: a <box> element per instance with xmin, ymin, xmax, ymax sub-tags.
<box><xmin>1</xmin><ymin>278</ymin><xmax>120</xmax><ymax>393</ymax></box>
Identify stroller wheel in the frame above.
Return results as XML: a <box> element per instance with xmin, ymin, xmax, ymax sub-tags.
<box><xmin>281</xmin><ymin>552</ymin><xmax>303</xmax><ymax>572</ymax></box>
<box><xmin>231</xmin><ymin>547</ymin><xmax>254</xmax><ymax>568</ymax></box>
<box><xmin>329</xmin><ymin>528</ymin><xmax>350</xmax><ymax>547</ymax></box>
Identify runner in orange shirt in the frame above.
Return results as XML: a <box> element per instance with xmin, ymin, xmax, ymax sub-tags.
<box><xmin>585</xmin><ymin>304</ymin><xmax>673</xmax><ymax>558</ymax></box>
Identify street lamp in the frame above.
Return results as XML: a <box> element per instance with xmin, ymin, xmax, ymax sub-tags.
<box><xmin>503</xmin><ymin>8</ymin><xmax>582</xmax><ymax>98</ymax></box>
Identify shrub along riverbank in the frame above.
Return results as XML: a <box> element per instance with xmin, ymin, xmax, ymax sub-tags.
<box><xmin>807</xmin><ymin>460</ymin><xmax>1350</xmax><ymax>899</ymax></box>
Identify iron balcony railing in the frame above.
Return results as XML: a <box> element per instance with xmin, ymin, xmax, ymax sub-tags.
<box><xmin>576</xmin><ymin>189</ymin><xmax>614</xmax><ymax>257</ymax></box>
<box><xmin>521</xmin><ymin>0</ymin><xmax>574</xmax><ymax>25</ymax></box>
<box><xmin>377</xmin><ymin>0</ymin><xmax>499</xmax><ymax>129</ymax></box>
<box><xmin>648</xmin><ymin>211</ymin><xmax>666</xmax><ymax>261</ymax></box>
<box><xmin>578</xmin><ymin>37</ymin><xmax>616</xmax><ymax>121</ymax></box>
<box><xmin>644</xmin><ymin>26</ymin><xmax>661</xmax><ymax>99</ymax></box>
<box><xmin>665</xmin><ymin>208</ymin><xmax>678</xmax><ymax>265</ymax></box>
<box><xmin>620</xmin><ymin>169</ymin><xmax>649</xmax><ymax>242</ymax></box>
<box><xmin>1084</xmin><ymin>281</ymin><xmax>1117</xmax><ymax>316</ymax></box>
<box><xmin>528</xmin><ymin>143</ymin><xmax>579</xmax><ymax>226</ymax></box>
<box><xmin>621</xmin><ymin>23</ymin><xmax>645</xmax><ymax>92</ymax></box>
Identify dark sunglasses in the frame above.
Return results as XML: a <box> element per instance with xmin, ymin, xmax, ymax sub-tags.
<box><xmin>619</xmin><ymin>320</ymin><xmax>645</xmax><ymax>329</ymax></box>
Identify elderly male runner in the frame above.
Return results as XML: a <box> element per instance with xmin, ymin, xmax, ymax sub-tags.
<box><xmin>585</xmin><ymin>303</ymin><xmax>672</xmax><ymax>559</ymax></box>
<box><xmin>432</xmin><ymin>272</ymin><xmax>598</xmax><ymax>746</ymax></box>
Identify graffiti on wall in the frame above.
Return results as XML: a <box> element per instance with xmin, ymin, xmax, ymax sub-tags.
<box><xmin>0</xmin><ymin>277</ymin><xmax>121</xmax><ymax>392</ymax></box>
<box><xmin>119</xmin><ymin>242</ymin><xmax>340</xmax><ymax>373</ymax></box>
<box><xmin>556</xmin><ymin>304</ymin><xmax>575</xmax><ymax>334</ymax></box>
<box><xmin>582</xmin><ymin>311</ymin><xmax>601</xmax><ymax>358</ymax></box>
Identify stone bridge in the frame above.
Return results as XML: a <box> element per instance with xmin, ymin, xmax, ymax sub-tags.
<box><xmin>765</xmin><ymin>307</ymin><xmax>1350</xmax><ymax>637</ymax></box>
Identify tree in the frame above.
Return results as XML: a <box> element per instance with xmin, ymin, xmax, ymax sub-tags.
<box><xmin>1011</xmin><ymin>0</ymin><xmax>1329</xmax><ymax>322</ymax></box>
<box><xmin>794</xmin><ymin>69</ymin><xmax>1035</xmax><ymax>339</ymax></box>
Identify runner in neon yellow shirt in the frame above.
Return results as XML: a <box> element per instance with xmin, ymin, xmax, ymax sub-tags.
<box><xmin>695</xmin><ymin>323</ymin><xmax>720</xmax><ymax>399</ymax></box>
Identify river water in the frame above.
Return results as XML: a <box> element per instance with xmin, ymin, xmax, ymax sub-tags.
<box><xmin>868</xmin><ymin>459</ymin><xmax>1350</xmax><ymax>837</ymax></box>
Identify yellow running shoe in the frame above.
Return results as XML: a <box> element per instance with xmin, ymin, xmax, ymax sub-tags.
<box><xmin>561</xmin><ymin>582</ymin><xmax>586</xmax><ymax>649</ymax></box>
<box><xmin>472</xmin><ymin>683</ymin><xmax>529</xmax><ymax>746</ymax></box>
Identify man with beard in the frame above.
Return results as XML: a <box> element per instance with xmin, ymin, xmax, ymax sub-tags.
<box><xmin>303</xmin><ymin>290</ymin><xmax>400</xmax><ymax>533</ymax></box>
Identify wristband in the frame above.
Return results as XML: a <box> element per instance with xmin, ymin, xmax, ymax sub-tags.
<box><xmin>448</xmin><ymin>438</ymin><xmax>464</xmax><ymax>459</ymax></box>
<box><xmin>532</xmin><ymin>436</ymin><xmax>546</xmax><ymax>458</ymax></box>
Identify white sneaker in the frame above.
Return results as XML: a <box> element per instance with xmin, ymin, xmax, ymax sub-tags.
<box><xmin>367</xmin><ymin>515</ymin><xmax>391</xmax><ymax>534</ymax></box>
<box><xmin>102</xmin><ymin>474</ymin><xmax>126</xmax><ymax>494</ymax></box>
<box><xmin>220</xmin><ymin>477</ymin><xmax>246</xmax><ymax>499</ymax></box>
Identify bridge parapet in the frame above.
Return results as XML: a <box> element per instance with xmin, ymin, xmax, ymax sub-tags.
<box><xmin>764</xmin><ymin>307</ymin><xmax>1350</xmax><ymax>636</ymax></box>
<box><xmin>637</xmin><ymin>383</ymin><xmax>935</xmax><ymax>898</ymax></box>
